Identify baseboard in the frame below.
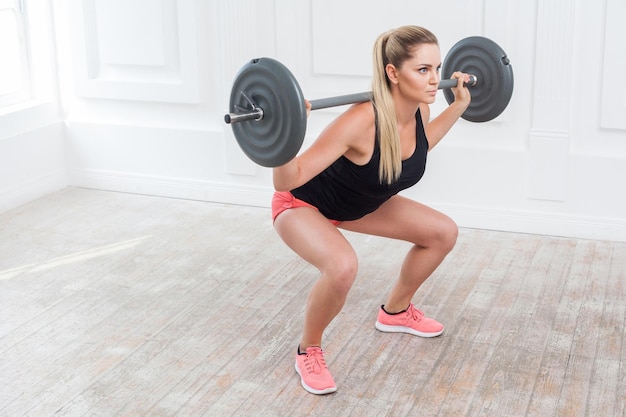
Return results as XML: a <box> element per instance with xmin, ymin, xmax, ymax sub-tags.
<box><xmin>436</xmin><ymin>203</ymin><xmax>626</xmax><ymax>243</ymax></box>
<box><xmin>68</xmin><ymin>168</ymin><xmax>274</xmax><ymax>208</ymax></box>
<box><xmin>68</xmin><ymin>168</ymin><xmax>626</xmax><ymax>243</ymax></box>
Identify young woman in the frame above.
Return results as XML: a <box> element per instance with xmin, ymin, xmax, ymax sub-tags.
<box><xmin>272</xmin><ymin>25</ymin><xmax>471</xmax><ymax>395</ymax></box>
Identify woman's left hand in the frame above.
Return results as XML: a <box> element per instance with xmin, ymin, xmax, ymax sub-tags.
<box><xmin>450</xmin><ymin>71</ymin><xmax>472</xmax><ymax>110</ymax></box>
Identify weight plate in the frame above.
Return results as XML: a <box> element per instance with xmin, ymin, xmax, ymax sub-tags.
<box><xmin>229</xmin><ymin>57</ymin><xmax>307</xmax><ymax>167</ymax></box>
<box><xmin>442</xmin><ymin>36</ymin><xmax>514</xmax><ymax>122</ymax></box>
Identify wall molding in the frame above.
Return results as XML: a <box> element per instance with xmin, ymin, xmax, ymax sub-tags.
<box><xmin>527</xmin><ymin>0</ymin><xmax>576</xmax><ymax>202</ymax></box>
<box><xmin>68</xmin><ymin>168</ymin><xmax>274</xmax><ymax>209</ymax></box>
<box><xmin>600</xmin><ymin>0</ymin><xmax>626</xmax><ymax>129</ymax></box>
<box><xmin>66</xmin><ymin>169</ymin><xmax>626</xmax><ymax>242</ymax></box>
<box><xmin>438</xmin><ymin>202</ymin><xmax>626</xmax><ymax>243</ymax></box>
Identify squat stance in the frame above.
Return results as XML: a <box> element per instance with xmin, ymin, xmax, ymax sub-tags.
<box><xmin>272</xmin><ymin>25</ymin><xmax>471</xmax><ymax>395</ymax></box>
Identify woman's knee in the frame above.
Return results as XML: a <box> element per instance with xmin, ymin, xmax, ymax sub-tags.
<box><xmin>412</xmin><ymin>213</ymin><xmax>458</xmax><ymax>253</ymax></box>
<box><xmin>437</xmin><ymin>215</ymin><xmax>458</xmax><ymax>253</ymax></box>
<box><xmin>322</xmin><ymin>252</ymin><xmax>358</xmax><ymax>295</ymax></box>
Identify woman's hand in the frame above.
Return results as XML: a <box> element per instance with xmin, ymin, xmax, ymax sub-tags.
<box><xmin>305</xmin><ymin>99</ymin><xmax>312</xmax><ymax>117</ymax></box>
<box><xmin>450</xmin><ymin>71</ymin><xmax>472</xmax><ymax>110</ymax></box>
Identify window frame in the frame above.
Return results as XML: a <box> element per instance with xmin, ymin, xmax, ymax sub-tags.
<box><xmin>0</xmin><ymin>0</ymin><xmax>32</xmax><ymax>108</ymax></box>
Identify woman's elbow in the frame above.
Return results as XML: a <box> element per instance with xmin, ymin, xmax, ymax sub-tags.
<box><xmin>272</xmin><ymin>172</ymin><xmax>293</xmax><ymax>191</ymax></box>
<box><xmin>273</xmin><ymin>181</ymin><xmax>291</xmax><ymax>192</ymax></box>
<box><xmin>272</xmin><ymin>161</ymin><xmax>300</xmax><ymax>191</ymax></box>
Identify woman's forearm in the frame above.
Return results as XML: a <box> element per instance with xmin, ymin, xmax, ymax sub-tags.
<box><xmin>425</xmin><ymin>100</ymin><xmax>469</xmax><ymax>149</ymax></box>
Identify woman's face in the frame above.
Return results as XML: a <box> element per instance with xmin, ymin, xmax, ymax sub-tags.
<box><xmin>389</xmin><ymin>43</ymin><xmax>442</xmax><ymax>104</ymax></box>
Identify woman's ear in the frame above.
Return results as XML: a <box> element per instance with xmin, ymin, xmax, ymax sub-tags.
<box><xmin>385</xmin><ymin>63</ymin><xmax>399</xmax><ymax>85</ymax></box>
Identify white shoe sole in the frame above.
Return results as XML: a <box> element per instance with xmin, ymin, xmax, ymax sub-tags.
<box><xmin>294</xmin><ymin>361</ymin><xmax>337</xmax><ymax>395</ymax></box>
<box><xmin>375</xmin><ymin>321</ymin><xmax>444</xmax><ymax>338</ymax></box>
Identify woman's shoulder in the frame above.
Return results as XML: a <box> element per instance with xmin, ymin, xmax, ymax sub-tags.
<box><xmin>336</xmin><ymin>101</ymin><xmax>376</xmax><ymax>134</ymax></box>
<box><xmin>332</xmin><ymin>101</ymin><xmax>377</xmax><ymax>162</ymax></box>
<box><xmin>345</xmin><ymin>100</ymin><xmax>375</xmax><ymax>121</ymax></box>
<box><xmin>320</xmin><ymin>101</ymin><xmax>375</xmax><ymax>142</ymax></box>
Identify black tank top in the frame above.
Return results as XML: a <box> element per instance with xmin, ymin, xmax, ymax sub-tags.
<box><xmin>291</xmin><ymin>107</ymin><xmax>429</xmax><ymax>221</ymax></box>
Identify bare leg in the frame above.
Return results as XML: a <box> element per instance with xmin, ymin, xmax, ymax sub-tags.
<box><xmin>340</xmin><ymin>195</ymin><xmax>457</xmax><ymax>313</ymax></box>
<box><xmin>274</xmin><ymin>207</ymin><xmax>358</xmax><ymax>349</ymax></box>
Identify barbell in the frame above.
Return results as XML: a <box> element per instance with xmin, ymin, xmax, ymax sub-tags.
<box><xmin>224</xmin><ymin>36</ymin><xmax>514</xmax><ymax>167</ymax></box>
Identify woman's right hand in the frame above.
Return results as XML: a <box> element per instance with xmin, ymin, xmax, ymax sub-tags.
<box><xmin>305</xmin><ymin>99</ymin><xmax>311</xmax><ymax>117</ymax></box>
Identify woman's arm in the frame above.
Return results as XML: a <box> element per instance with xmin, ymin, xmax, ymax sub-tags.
<box><xmin>273</xmin><ymin>101</ymin><xmax>374</xmax><ymax>191</ymax></box>
<box><xmin>424</xmin><ymin>72</ymin><xmax>472</xmax><ymax>150</ymax></box>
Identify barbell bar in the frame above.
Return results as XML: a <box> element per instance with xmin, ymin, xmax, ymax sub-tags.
<box><xmin>225</xmin><ymin>76</ymin><xmax>476</xmax><ymax>124</ymax></box>
<box><xmin>224</xmin><ymin>36</ymin><xmax>513</xmax><ymax>167</ymax></box>
<box><xmin>311</xmin><ymin>77</ymin><xmax>477</xmax><ymax>111</ymax></box>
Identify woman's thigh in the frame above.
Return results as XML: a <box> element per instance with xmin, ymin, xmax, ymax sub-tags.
<box><xmin>274</xmin><ymin>207</ymin><xmax>357</xmax><ymax>274</ymax></box>
<box><xmin>339</xmin><ymin>195</ymin><xmax>458</xmax><ymax>247</ymax></box>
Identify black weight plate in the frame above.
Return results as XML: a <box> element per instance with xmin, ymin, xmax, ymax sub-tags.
<box><xmin>229</xmin><ymin>57</ymin><xmax>307</xmax><ymax>167</ymax></box>
<box><xmin>442</xmin><ymin>36</ymin><xmax>514</xmax><ymax>122</ymax></box>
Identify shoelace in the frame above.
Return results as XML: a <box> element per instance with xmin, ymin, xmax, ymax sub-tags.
<box><xmin>407</xmin><ymin>304</ymin><xmax>425</xmax><ymax>322</ymax></box>
<box><xmin>304</xmin><ymin>349</ymin><xmax>328</xmax><ymax>374</ymax></box>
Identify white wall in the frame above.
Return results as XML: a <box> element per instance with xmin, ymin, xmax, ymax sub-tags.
<box><xmin>1</xmin><ymin>0</ymin><xmax>625</xmax><ymax>242</ymax></box>
<box><xmin>0</xmin><ymin>106</ymin><xmax>65</xmax><ymax>213</ymax></box>
<box><xmin>0</xmin><ymin>1</ymin><xmax>65</xmax><ymax>213</ymax></box>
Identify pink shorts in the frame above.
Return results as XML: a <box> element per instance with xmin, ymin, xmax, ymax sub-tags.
<box><xmin>271</xmin><ymin>191</ymin><xmax>341</xmax><ymax>226</ymax></box>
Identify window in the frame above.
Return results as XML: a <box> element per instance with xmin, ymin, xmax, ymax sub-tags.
<box><xmin>0</xmin><ymin>0</ymin><xmax>31</xmax><ymax>107</ymax></box>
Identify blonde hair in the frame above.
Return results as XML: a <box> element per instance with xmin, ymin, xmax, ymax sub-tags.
<box><xmin>372</xmin><ymin>26</ymin><xmax>438</xmax><ymax>184</ymax></box>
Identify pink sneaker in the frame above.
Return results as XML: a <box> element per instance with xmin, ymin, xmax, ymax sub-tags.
<box><xmin>375</xmin><ymin>303</ymin><xmax>444</xmax><ymax>337</ymax></box>
<box><xmin>294</xmin><ymin>346</ymin><xmax>337</xmax><ymax>395</ymax></box>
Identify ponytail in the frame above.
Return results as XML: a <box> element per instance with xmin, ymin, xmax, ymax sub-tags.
<box><xmin>371</xmin><ymin>26</ymin><xmax>439</xmax><ymax>184</ymax></box>
<box><xmin>372</xmin><ymin>30</ymin><xmax>402</xmax><ymax>185</ymax></box>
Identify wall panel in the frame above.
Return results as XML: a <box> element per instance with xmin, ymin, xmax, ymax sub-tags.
<box><xmin>69</xmin><ymin>0</ymin><xmax>199</xmax><ymax>103</ymax></box>
<box><xmin>2</xmin><ymin>0</ymin><xmax>621</xmax><ymax>241</ymax></box>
